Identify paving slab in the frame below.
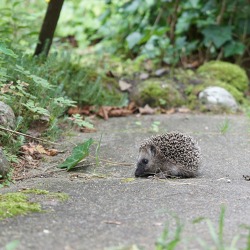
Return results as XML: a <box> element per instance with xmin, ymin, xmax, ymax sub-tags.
<box><xmin>0</xmin><ymin>114</ymin><xmax>250</xmax><ymax>250</ymax></box>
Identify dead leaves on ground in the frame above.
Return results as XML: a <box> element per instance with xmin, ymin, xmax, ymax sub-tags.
<box><xmin>21</xmin><ymin>143</ymin><xmax>59</xmax><ymax>158</ymax></box>
<box><xmin>12</xmin><ymin>143</ymin><xmax>59</xmax><ymax>180</ymax></box>
<box><xmin>68</xmin><ymin>102</ymin><xmax>191</xmax><ymax>121</ymax></box>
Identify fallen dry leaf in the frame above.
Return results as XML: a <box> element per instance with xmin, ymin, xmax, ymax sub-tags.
<box><xmin>177</xmin><ymin>107</ymin><xmax>191</xmax><ymax>113</ymax></box>
<box><xmin>119</xmin><ymin>79</ymin><xmax>132</xmax><ymax>91</ymax></box>
<box><xmin>139</xmin><ymin>104</ymin><xmax>155</xmax><ymax>115</ymax></box>
<box><xmin>68</xmin><ymin>106</ymin><xmax>91</xmax><ymax>115</ymax></box>
<box><xmin>21</xmin><ymin>143</ymin><xmax>58</xmax><ymax>157</ymax></box>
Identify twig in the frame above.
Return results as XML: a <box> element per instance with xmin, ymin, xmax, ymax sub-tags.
<box><xmin>88</xmin><ymin>155</ymin><xmax>133</xmax><ymax>166</ymax></box>
<box><xmin>0</xmin><ymin>126</ymin><xmax>60</xmax><ymax>145</ymax></box>
<box><xmin>13</xmin><ymin>168</ymin><xmax>66</xmax><ymax>181</ymax></box>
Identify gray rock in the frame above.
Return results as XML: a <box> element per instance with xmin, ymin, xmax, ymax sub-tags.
<box><xmin>0</xmin><ymin>148</ymin><xmax>10</xmax><ymax>178</ymax></box>
<box><xmin>199</xmin><ymin>86</ymin><xmax>238</xmax><ymax>111</ymax></box>
<box><xmin>155</xmin><ymin>68</ymin><xmax>168</xmax><ymax>77</ymax></box>
<box><xmin>0</xmin><ymin>101</ymin><xmax>15</xmax><ymax>129</ymax></box>
<box><xmin>139</xmin><ymin>72</ymin><xmax>149</xmax><ymax>80</ymax></box>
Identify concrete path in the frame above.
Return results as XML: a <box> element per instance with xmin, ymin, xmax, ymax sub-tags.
<box><xmin>0</xmin><ymin>114</ymin><xmax>250</xmax><ymax>250</ymax></box>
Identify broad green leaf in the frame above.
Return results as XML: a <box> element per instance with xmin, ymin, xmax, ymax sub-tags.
<box><xmin>126</xmin><ymin>32</ymin><xmax>142</xmax><ymax>49</ymax></box>
<box><xmin>0</xmin><ymin>44</ymin><xmax>17</xmax><ymax>58</ymax></box>
<box><xmin>57</xmin><ymin>138</ymin><xmax>94</xmax><ymax>170</ymax></box>
<box><xmin>124</xmin><ymin>0</ymin><xmax>140</xmax><ymax>13</ymax></box>
<box><xmin>202</xmin><ymin>25</ymin><xmax>232</xmax><ymax>48</ymax></box>
<box><xmin>224</xmin><ymin>41</ymin><xmax>245</xmax><ymax>57</ymax></box>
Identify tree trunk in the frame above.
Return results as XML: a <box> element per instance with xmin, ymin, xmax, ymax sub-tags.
<box><xmin>34</xmin><ymin>0</ymin><xmax>64</xmax><ymax>56</ymax></box>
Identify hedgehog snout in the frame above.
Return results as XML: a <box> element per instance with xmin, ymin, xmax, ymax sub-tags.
<box><xmin>135</xmin><ymin>158</ymin><xmax>147</xmax><ymax>177</ymax></box>
<box><xmin>135</xmin><ymin>163</ymin><xmax>145</xmax><ymax>177</ymax></box>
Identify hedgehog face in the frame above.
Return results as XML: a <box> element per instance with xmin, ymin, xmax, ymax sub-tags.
<box><xmin>135</xmin><ymin>144</ymin><xmax>161</xmax><ymax>177</ymax></box>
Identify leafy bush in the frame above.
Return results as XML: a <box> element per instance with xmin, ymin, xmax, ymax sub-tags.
<box><xmin>63</xmin><ymin>0</ymin><xmax>249</xmax><ymax>67</ymax></box>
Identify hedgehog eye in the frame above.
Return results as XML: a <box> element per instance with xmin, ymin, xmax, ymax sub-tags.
<box><xmin>142</xmin><ymin>158</ymin><xmax>148</xmax><ymax>164</ymax></box>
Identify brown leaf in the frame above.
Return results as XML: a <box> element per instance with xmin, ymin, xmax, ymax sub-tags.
<box><xmin>119</xmin><ymin>79</ymin><xmax>132</xmax><ymax>91</ymax></box>
<box><xmin>165</xmin><ymin>108</ymin><xmax>176</xmax><ymax>114</ymax></box>
<box><xmin>21</xmin><ymin>143</ymin><xmax>58</xmax><ymax>157</ymax></box>
<box><xmin>68</xmin><ymin>106</ymin><xmax>91</xmax><ymax>115</ymax></box>
<box><xmin>80</xmin><ymin>127</ymin><xmax>97</xmax><ymax>133</ymax></box>
<box><xmin>46</xmin><ymin>149</ymin><xmax>59</xmax><ymax>156</ymax></box>
<box><xmin>106</xmin><ymin>70</ymin><xmax>115</xmax><ymax>78</ymax></box>
<box><xmin>139</xmin><ymin>104</ymin><xmax>155</xmax><ymax>115</ymax></box>
<box><xmin>98</xmin><ymin>106</ymin><xmax>111</xmax><ymax>120</ymax></box>
<box><xmin>109</xmin><ymin>108</ymin><xmax>132</xmax><ymax>117</ymax></box>
<box><xmin>177</xmin><ymin>107</ymin><xmax>191</xmax><ymax>113</ymax></box>
<box><xmin>1</xmin><ymin>82</ymin><xmax>14</xmax><ymax>93</ymax></box>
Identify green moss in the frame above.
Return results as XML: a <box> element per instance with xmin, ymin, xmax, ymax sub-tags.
<box><xmin>22</xmin><ymin>189</ymin><xmax>49</xmax><ymax>195</ymax></box>
<box><xmin>0</xmin><ymin>189</ymin><xmax>69</xmax><ymax>220</ymax></box>
<box><xmin>186</xmin><ymin>79</ymin><xmax>244</xmax><ymax>104</ymax></box>
<box><xmin>0</xmin><ymin>193</ymin><xmax>42</xmax><ymax>219</ymax></box>
<box><xmin>136</xmin><ymin>79</ymin><xmax>184</xmax><ymax>108</ymax></box>
<box><xmin>21</xmin><ymin>189</ymin><xmax>69</xmax><ymax>201</ymax></box>
<box><xmin>198</xmin><ymin>61</ymin><xmax>249</xmax><ymax>92</ymax></box>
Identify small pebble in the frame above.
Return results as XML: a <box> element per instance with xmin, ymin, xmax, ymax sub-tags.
<box><xmin>43</xmin><ymin>229</ymin><xmax>50</xmax><ymax>234</ymax></box>
<box><xmin>227</xmin><ymin>179</ymin><xmax>231</xmax><ymax>183</ymax></box>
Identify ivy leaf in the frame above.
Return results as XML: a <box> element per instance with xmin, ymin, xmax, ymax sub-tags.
<box><xmin>202</xmin><ymin>25</ymin><xmax>232</xmax><ymax>48</ymax></box>
<box><xmin>126</xmin><ymin>32</ymin><xmax>142</xmax><ymax>49</ymax></box>
<box><xmin>224</xmin><ymin>41</ymin><xmax>245</xmax><ymax>57</ymax></box>
<box><xmin>57</xmin><ymin>138</ymin><xmax>94</xmax><ymax>171</ymax></box>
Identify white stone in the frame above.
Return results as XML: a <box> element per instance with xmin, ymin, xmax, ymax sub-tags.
<box><xmin>199</xmin><ymin>86</ymin><xmax>238</xmax><ymax>111</ymax></box>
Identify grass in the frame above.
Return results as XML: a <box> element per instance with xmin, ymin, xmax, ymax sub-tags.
<box><xmin>154</xmin><ymin>206</ymin><xmax>250</xmax><ymax>250</ymax></box>
<box><xmin>155</xmin><ymin>215</ymin><xmax>183</xmax><ymax>250</ymax></box>
<box><xmin>218</xmin><ymin>118</ymin><xmax>231</xmax><ymax>135</ymax></box>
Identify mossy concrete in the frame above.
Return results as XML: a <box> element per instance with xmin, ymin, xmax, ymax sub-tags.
<box><xmin>0</xmin><ymin>114</ymin><xmax>250</xmax><ymax>250</ymax></box>
<box><xmin>0</xmin><ymin>189</ymin><xmax>68</xmax><ymax>220</ymax></box>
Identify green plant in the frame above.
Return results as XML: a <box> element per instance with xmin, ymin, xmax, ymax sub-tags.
<box><xmin>193</xmin><ymin>206</ymin><xmax>241</xmax><ymax>250</ymax></box>
<box><xmin>155</xmin><ymin>215</ymin><xmax>183</xmax><ymax>250</ymax></box>
<box><xmin>76</xmin><ymin>0</ymin><xmax>250</xmax><ymax>67</ymax></box>
<box><xmin>57</xmin><ymin>138</ymin><xmax>94</xmax><ymax>171</ymax></box>
<box><xmin>70</xmin><ymin>114</ymin><xmax>94</xmax><ymax>129</ymax></box>
<box><xmin>218</xmin><ymin>118</ymin><xmax>230</xmax><ymax>135</ymax></box>
<box><xmin>95</xmin><ymin>134</ymin><xmax>102</xmax><ymax>167</ymax></box>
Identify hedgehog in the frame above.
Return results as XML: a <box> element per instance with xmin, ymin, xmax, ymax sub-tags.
<box><xmin>135</xmin><ymin>132</ymin><xmax>201</xmax><ymax>178</ymax></box>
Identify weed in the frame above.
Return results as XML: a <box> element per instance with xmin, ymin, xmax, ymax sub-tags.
<box><xmin>95</xmin><ymin>134</ymin><xmax>103</xmax><ymax>167</ymax></box>
<box><xmin>151</xmin><ymin>121</ymin><xmax>161</xmax><ymax>133</ymax></box>
<box><xmin>193</xmin><ymin>206</ymin><xmax>244</xmax><ymax>250</ymax></box>
<box><xmin>155</xmin><ymin>215</ymin><xmax>183</xmax><ymax>250</ymax></box>
<box><xmin>70</xmin><ymin>114</ymin><xmax>94</xmax><ymax>129</ymax></box>
<box><xmin>218</xmin><ymin>118</ymin><xmax>230</xmax><ymax>135</ymax></box>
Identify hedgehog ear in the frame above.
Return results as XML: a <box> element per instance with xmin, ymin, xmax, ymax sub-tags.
<box><xmin>150</xmin><ymin>145</ymin><xmax>156</xmax><ymax>156</ymax></box>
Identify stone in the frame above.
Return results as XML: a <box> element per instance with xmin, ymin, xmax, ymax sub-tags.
<box><xmin>0</xmin><ymin>101</ymin><xmax>15</xmax><ymax>129</ymax></box>
<box><xmin>155</xmin><ymin>68</ymin><xmax>168</xmax><ymax>77</ymax></box>
<box><xmin>199</xmin><ymin>86</ymin><xmax>238</xmax><ymax>111</ymax></box>
<box><xmin>0</xmin><ymin>148</ymin><xmax>10</xmax><ymax>178</ymax></box>
<box><xmin>139</xmin><ymin>72</ymin><xmax>149</xmax><ymax>80</ymax></box>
